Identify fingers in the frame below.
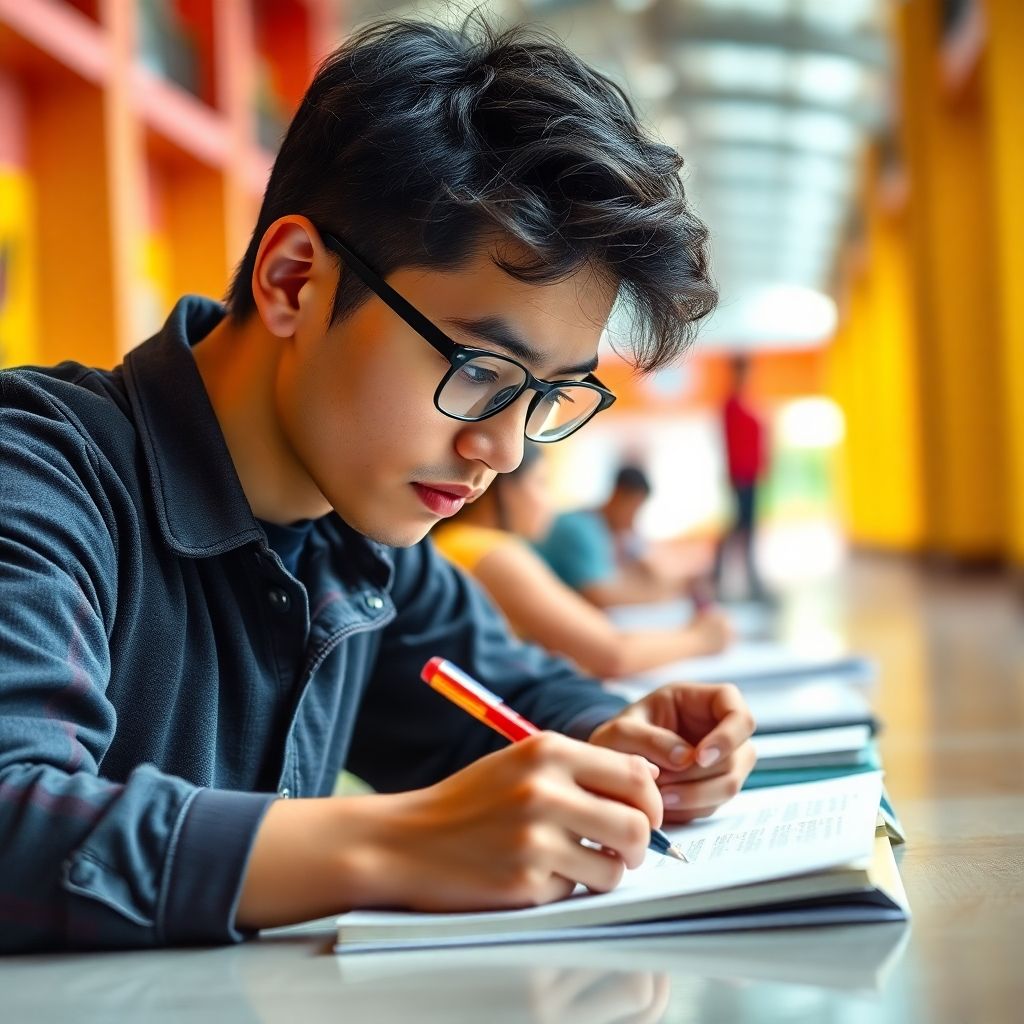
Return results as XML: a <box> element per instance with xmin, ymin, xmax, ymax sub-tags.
<box><xmin>658</xmin><ymin>740</ymin><xmax>757</xmax><ymax>823</ymax></box>
<box><xmin>520</xmin><ymin>733</ymin><xmax>665</xmax><ymax>837</ymax></box>
<box><xmin>692</xmin><ymin>685</ymin><xmax>756</xmax><ymax>768</ymax></box>
<box><xmin>552</xmin><ymin>837</ymin><xmax>628</xmax><ymax>893</ymax></box>
<box><xmin>593</xmin><ymin>682</ymin><xmax>755</xmax><ymax>773</ymax></box>
<box><xmin>693</xmin><ymin>609</ymin><xmax>734</xmax><ymax>653</ymax></box>
<box><xmin>590</xmin><ymin>714</ymin><xmax>695</xmax><ymax>772</ymax></box>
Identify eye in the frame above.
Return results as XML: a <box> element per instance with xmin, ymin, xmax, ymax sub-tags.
<box><xmin>547</xmin><ymin>387</ymin><xmax>578</xmax><ymax>407</ymax></box>
<box><xmin>457</xmin><ymin>363</ymin><xmax>500</xmax><ymax>387</ymax></box>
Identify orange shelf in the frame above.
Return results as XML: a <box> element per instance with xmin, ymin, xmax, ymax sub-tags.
<box><xmin>0</xmin><ymin>0</ymin><xmax>339</xmax><ymax>368</ymax></box>
<box><xmin>0</xmin><ymin>0</ymin><xmax>108</xmax><ymax>85</ymax></box>
<box><xmin>135</xmin><ymin>63</ymin><xmax>232</xmax><ymax>168</ymax></box>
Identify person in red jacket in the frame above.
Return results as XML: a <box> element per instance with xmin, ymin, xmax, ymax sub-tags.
<box><xmin>715</xmin><ymin>355</ymin><xmax>769</xmax><ymax>601</ymax></box>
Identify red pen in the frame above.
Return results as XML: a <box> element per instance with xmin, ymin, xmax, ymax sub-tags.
<box><xmin>421</xmin><ymin>656</ymin><xmax>539</xmax><ymax>742</ymax></box>
<box><xmin>420</xmin><ymin>656</ymin><xmax>688</xmax><ymax>861</ymax></box>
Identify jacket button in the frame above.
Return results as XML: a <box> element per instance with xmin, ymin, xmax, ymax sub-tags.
<box><xmin>267</xmin><ymin>587</ymin><xmax>291</xmax><ymax>613</ymax></box>
<box><xmin>365</xmin><ymin>594</ymin><xmax>384</xmax><ymax>610</ymax></box>
<box><xmin>68</xmin><ymin>861</ymin><xmax>94</xmax><ymax>886</ymax></box>
<box><xmin>278</xmin><ymin>788</ymin><xmax>291</xmax><ymax>799</ymax></box>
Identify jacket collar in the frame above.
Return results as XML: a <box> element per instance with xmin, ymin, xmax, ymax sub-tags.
<box><xmin>123</xmin><ymin>296</ymin><xmax>263</xmax><ymax>557</ymax></box>
<box><xmin>122</xmin><ymin>296</ymin><xmax>396</xmax><ymax>580</ymax></box>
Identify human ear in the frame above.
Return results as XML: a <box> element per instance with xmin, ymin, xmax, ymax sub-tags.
<box><xmin>251</xmin><ymin>216</ymin><xmax>334</xmax><ymax>338</ymax></box>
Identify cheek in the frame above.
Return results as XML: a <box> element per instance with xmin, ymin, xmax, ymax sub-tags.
<box><xmin>277</xmin><ymin>358</ymin><xmax>347</xmax><ymax>457</ymax></box>
<box><xmin>285</xmin><ymin>360</ymin><xmax>450</xmax><ymax>489</ymax></box>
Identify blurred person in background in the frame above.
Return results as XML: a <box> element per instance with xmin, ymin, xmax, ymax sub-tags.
<box><xmin>535</xmin><ymin>462</ymin><xmax>689</xmax><ymax>607</ymax></box>
<box><xmin>714</xmin><ymin>355</ymin><xmax>770</xmax><ymax>602</ymax></box>
<box><xmin>434</xmin><ymin>443</ymin><xmax>733</xmax><ymax>678</ymax></box>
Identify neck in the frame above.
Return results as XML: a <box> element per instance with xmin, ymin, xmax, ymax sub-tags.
<box><xmin>191</xmin><ymin>313</ymin><xmax>332</xmax><ymax>525</ymax></box>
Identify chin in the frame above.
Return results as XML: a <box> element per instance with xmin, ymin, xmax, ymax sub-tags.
<box><xmin>346</xmin><ymin>515</ymin><xmax>434</xmax><ymax>549</ymax></box>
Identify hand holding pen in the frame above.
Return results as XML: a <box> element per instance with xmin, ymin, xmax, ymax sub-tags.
<box><xmin>422</xmin><ymin>657</ymin><xmax>688</xmax><ymax>862</ymax></box>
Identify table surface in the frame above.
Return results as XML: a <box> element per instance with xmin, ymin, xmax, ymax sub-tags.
<box><xmin>4</xmin><ymin>557</ymin><xmax>1023</xmax><ymax>1024</ymax></box>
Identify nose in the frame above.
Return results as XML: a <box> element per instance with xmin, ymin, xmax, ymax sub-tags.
<box><xmin>453</xmin><ymin>395</ymin><xmax>529</xmax><ymax>474</ymax></box>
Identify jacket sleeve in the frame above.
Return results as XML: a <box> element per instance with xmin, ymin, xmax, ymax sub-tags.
<box><xmin>0</xmin><ymin>403</ymin><xmax>273</xmax><ymax>952</ymax></box>
<box><xmin>346</xmin><ymin>536</ymin><xmax>628</xmax><ymax>793</ymax></box>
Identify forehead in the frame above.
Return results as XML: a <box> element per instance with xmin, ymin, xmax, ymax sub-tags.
<box><xmin>388</xmin><ymin>246</ymin><xmax>617</xmax><ymax>374</ymax></box>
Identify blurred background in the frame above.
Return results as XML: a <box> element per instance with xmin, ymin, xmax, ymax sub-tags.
<box><xmin>0</xmin><ymin>0</ymin><xmax>1021</xmax><ymax>605</ymax></box>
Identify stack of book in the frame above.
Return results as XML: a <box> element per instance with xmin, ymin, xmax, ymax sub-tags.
<box><xmin>607</xmin><ymin>639</ymin><xmax>906</xmax><ymax>844</ymax></box>
<box><xmin>333</xmin><ymin>772</ymin><xmax>908</xmax><ymax>954</ymax></box>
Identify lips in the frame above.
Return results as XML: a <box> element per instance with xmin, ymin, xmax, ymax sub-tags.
<box><xmin>412</xmin><ymin>483</ymin><xmax>472</xmax><ymax>518</ymax></box>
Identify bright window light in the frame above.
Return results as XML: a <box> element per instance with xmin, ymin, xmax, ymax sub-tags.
<box><xmin>680</xmin><ymin>43</ymin><xmax>789</xmax><ymax>93</ymax></box>
<box><xmin>786</xmin><ymin>111</ymin><xmax>859</xmax><ymax>155</ymax></box>
<box><xmin>719</xmin><ymin>284</ymin><xmax>839</xmax><ymax>344</ymax></box>
<box><xmin>777</xmin><ymin>397</ymin><xmax>846</xmax><ymax>448</ymax></box>
<box><xmin>693</xmin><ymin>101</ymin><xmax>787</xmax><ymax>144</ymax></box>
<box><xmin>793</xmin><ymin>54</ymin><xmax>869</xmax><ymax>105</ymax></box>
<box><xmin>631</xmin><ymin>61</ymin><xmax>676</xmax><ymax>100</ymax></box>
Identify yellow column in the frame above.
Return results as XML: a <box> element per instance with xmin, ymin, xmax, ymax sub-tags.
<box><xmin>897</xmin><ymin>0</ymin><xmax>1006</xmax><ymax>559</ymax></box>
<box><xmin>825</xmin><ymin>170</ymin><xmax>924</xmax><ymax>551</ymax></box>
<box><xmin>826</xmin><ymin>257</ymin><xmax>872</xmax><ymax>543</ymax></box>
<box><xmin>984</xmin><ymin>0</ymin><xmax>1024</xmax><ymax>565</ymax></box>
<box><xmin>859</xmin><ymin>193</ymin><xmax>924</xmax><ymax>549</ymax></box>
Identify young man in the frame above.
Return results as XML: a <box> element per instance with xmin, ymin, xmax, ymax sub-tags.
<box><xmin>0</xmin><ymin>19</ymin><xmax>755</xmax><ymax>952</ymax></box>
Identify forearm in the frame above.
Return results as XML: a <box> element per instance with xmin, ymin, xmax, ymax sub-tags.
<box><xmin>581</xmin><ymin>569</ymin><xmax>679</xmax><ymax>608</ymax></box>
<box><xmin>235</xmin><ymin>793</ymin><xmax>408</xmax><ymax>928</ymax></box>
<box><xmin>611</xmin><ymin>627</ymin><xmax>710</xmax><ymax>677</ymax></box>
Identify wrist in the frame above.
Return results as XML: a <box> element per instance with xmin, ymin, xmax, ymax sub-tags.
<box><xmin>328</xmin><ymin>791</ymin><xmax>422</xmax><ymax>909</ymax></box>
<box><xmin>235</xmin><ymin>792</ymin><xmax>415</xmax><ymax>929</ymax></box>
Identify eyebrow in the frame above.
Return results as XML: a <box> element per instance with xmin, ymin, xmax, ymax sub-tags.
<box><xmin>445</xmin><ymin>316</ymin><xmax>599</xmax><ymax>377</ymax></box>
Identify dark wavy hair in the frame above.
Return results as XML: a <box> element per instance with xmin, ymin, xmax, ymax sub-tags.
<box><xmin>227</xmin><ymin>16</ymin><xmax>716</xmax><ymax>372</ymax></box>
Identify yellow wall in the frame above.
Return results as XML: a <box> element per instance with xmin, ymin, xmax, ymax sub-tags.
<box><xmin>30</xmin><ymin>81</ymin><xmax>121</xmax><ymax>368</ymax></box>
<box><xmin>826</xmin><ymin>183</ymin><xmax>925</xmax><ymax>551</ymax></box>
<box><xmin>896</xmin><ymin>0</ymin><xmax>1005</xmax><ymax>558</ymax></box>
<box><xmin>0</xmin><ymin>169</ymin><xmax>38</xmax><ymax>367</ymax></box>
<box><xmin>834</xmin><ymin>0</ymin><xmax>1015</xmax><ymax>561</ymax></box>
<box><xmin>985</xmin><ymin>0</ymin><xmax>1024</xmax><ymax>565</ymax></box>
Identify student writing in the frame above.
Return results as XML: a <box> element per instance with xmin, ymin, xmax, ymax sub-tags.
<box><xmin>0</xmin><ymin>18</ymin><xmax>754</xmax><ymax>952</ymax></box>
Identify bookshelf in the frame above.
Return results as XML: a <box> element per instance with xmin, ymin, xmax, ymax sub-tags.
<box><xmin>0</xmin><ymin>0</ymin><xmax>341</xmax><ymax>368</ymax></box>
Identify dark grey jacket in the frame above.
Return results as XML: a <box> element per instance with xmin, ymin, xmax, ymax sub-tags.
<box><xmin>0</xmin><ymin>297</ymin><xmax>625</xmax><ymax>952</ymax></box>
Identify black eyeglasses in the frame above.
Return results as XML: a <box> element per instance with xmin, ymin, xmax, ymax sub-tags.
<box><xmin>319</xmin><ymin>231</ymin><xmax>616</xmax><ymax>442</ymax></box>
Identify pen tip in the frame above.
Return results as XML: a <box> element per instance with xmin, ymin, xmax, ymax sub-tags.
<box><xmin>667</xmin><ymin>844</ymin><xmax>689</xmax><ymax>863</ymax></box>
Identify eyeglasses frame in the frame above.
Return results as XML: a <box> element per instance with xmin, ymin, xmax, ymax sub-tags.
<box><xmin>318</xmin><ymin>230</ymin><xmax>617</xmax><ymax>442</ymax></box>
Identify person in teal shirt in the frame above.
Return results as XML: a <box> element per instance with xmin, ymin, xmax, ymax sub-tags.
<box><xmin>536</xmin><ymin>465</ymin><xmax>685</xmax><ymax>607</ymax></box>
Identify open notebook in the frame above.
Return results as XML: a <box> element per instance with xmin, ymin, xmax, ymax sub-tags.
<box><xmin>335</xmin><ymin>773</ymin><xmax>908</xmax><ymax>954</ymax></box>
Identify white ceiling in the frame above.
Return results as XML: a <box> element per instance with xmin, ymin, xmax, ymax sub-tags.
<box><xmin>344</xmin><ymin>0</ymin><xmax>892</xmax><ymax>349</ymax></box>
